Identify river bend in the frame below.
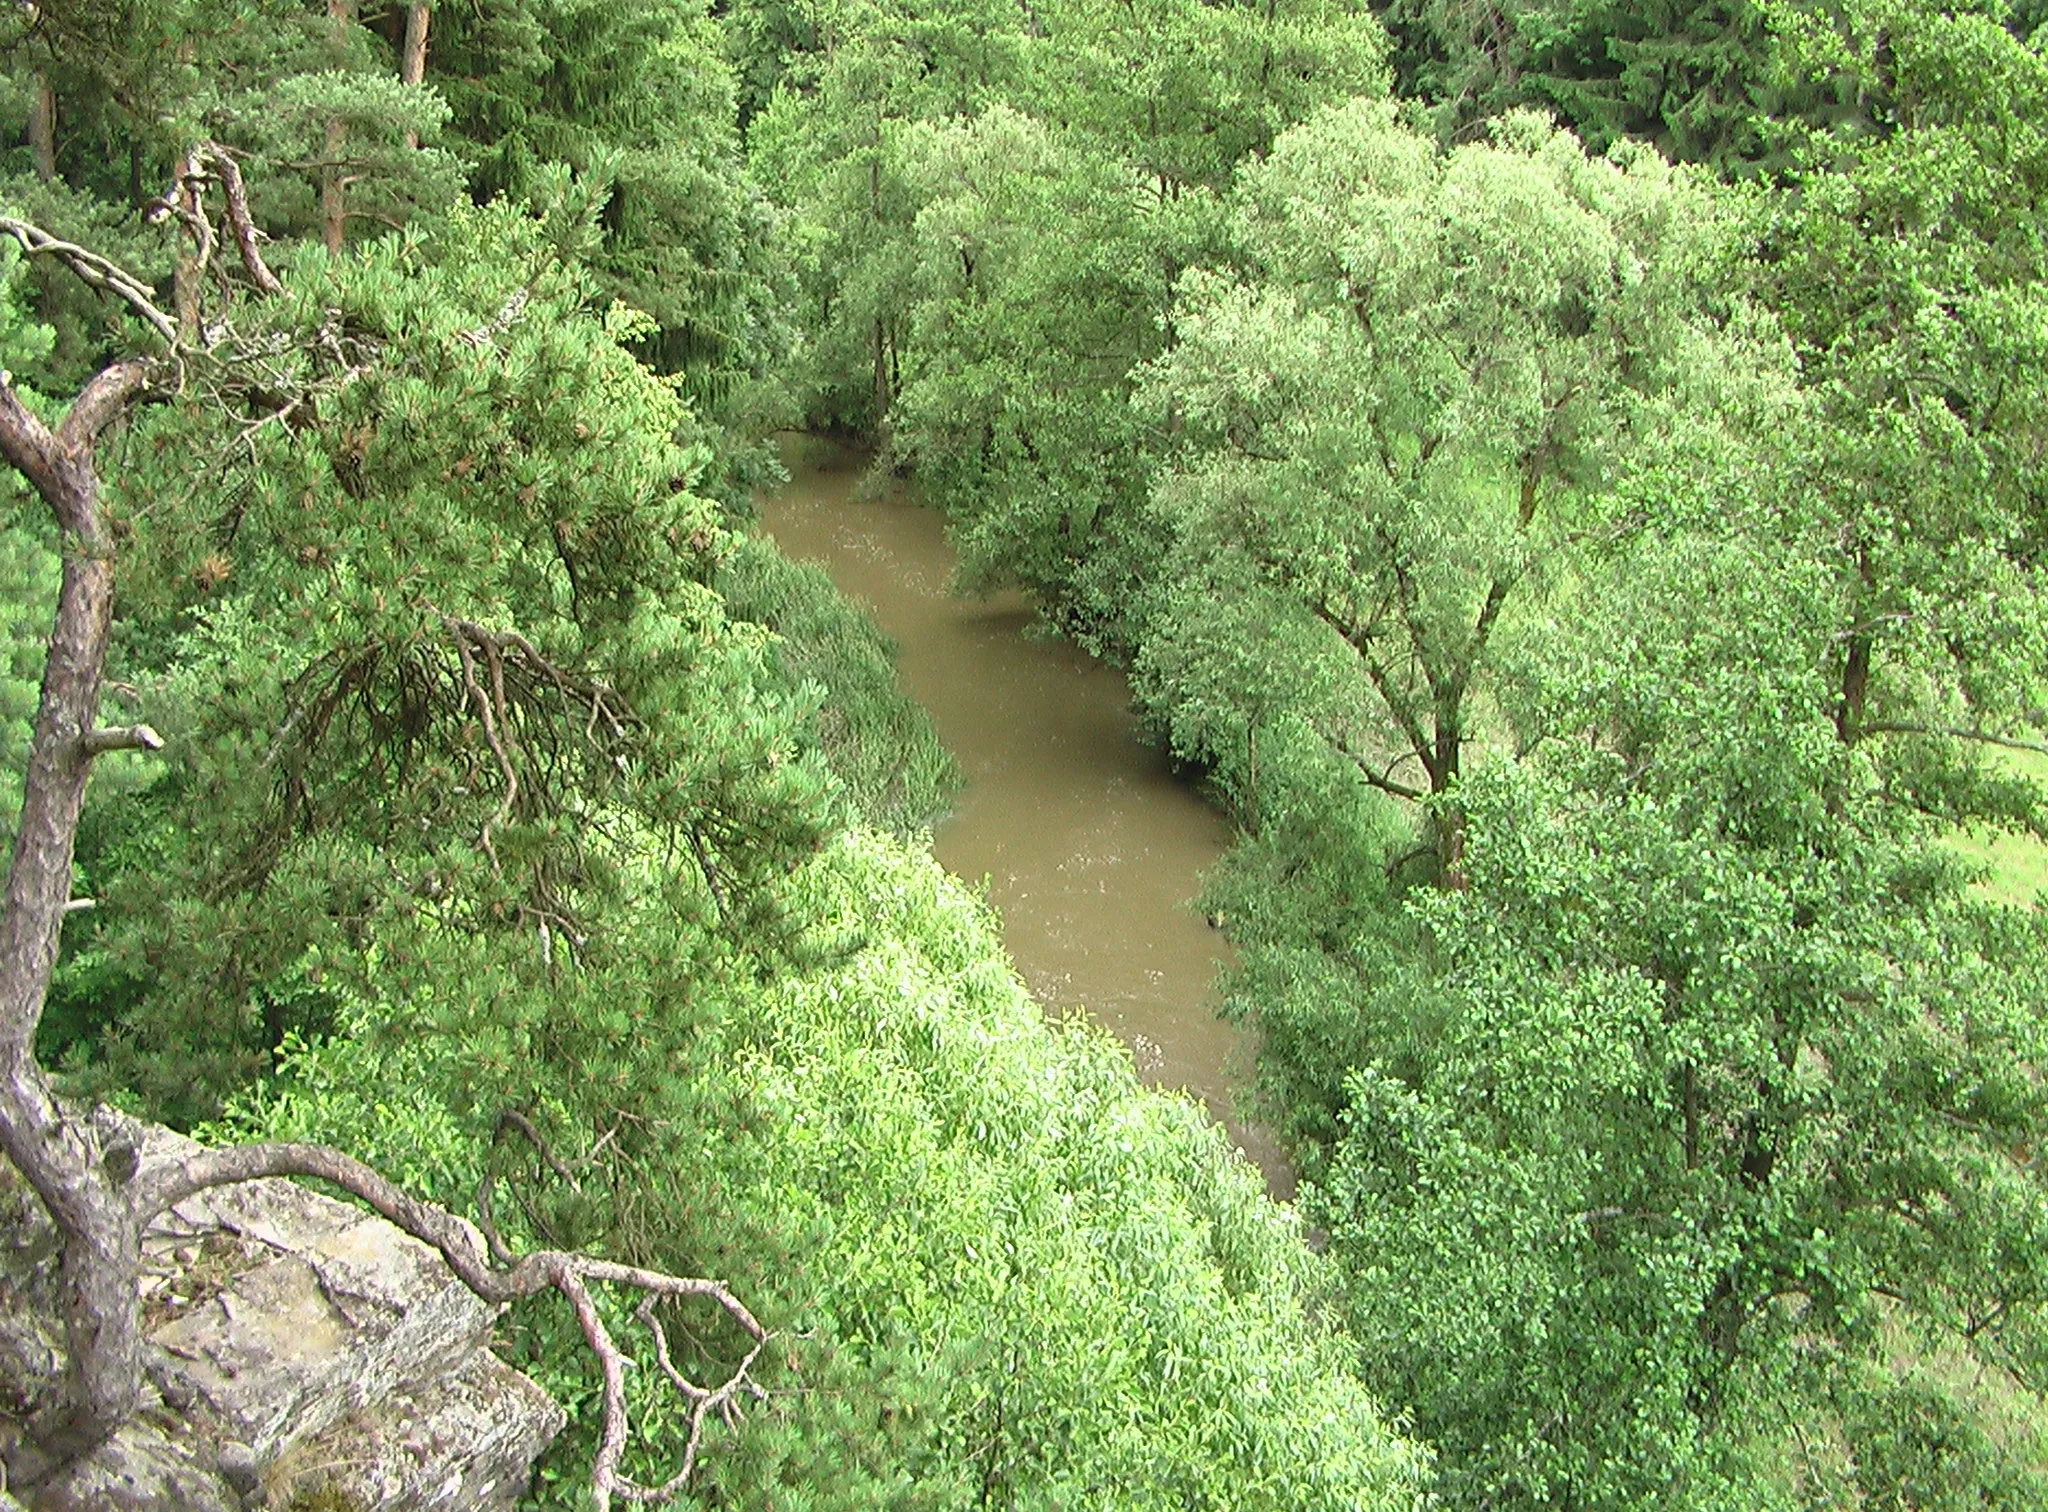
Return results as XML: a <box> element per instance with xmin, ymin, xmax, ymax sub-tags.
<box><xmin>760</xmin><ymin>435</ymin><xmax>1288</xmax><ymax>1192</ymax></box>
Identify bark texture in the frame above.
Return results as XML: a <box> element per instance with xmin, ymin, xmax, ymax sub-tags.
<box><xmin>401</xmin><ymin>4</ymin><xmax>431</xmax><ymax>84</ymax></box>
<box><xmin>0</xmin><ymin>366</ymin><xmax>153</xmax><ymax>1466</ymax></box>
<box><xmin>401</xmin><ymin>3</ymin><xmax>431</xmax><ymax>147</ymax></box>
<box><xmin>323</xmin><ymin>0</ymin><xmax>355</xmax><ymax>254</ymax></box>
<box><xmin>27</xmin><ymin>76</ymin><xmax>55</xmax><ymax>183</ymax></box>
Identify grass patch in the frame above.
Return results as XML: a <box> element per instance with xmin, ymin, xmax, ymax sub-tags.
<box><xmin>716</xmin><ymin>532</ymin><xmax>960</xmax><ymax>835</ymax></box>
<box><xmin>1947</xmin><ymin>749</ymin><xmax>2048</xmax><ymax>909</ymax></box>
<box><xmin>1951</xmin><ymin>824</ymin><xmax>2048</xmax><ymax>909</ymax></box>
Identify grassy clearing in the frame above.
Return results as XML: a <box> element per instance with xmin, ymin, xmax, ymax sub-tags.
<box><xmin>1947</xmin><ymin>749</ymin><xmax>2048</xmax><ymax>909</ymax></box>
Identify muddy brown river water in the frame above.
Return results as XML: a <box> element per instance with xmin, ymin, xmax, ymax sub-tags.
<box><xmin>760</xmin><ymin>435</ymin><xmax>1290</xmax><ymax>1194</ymax></box>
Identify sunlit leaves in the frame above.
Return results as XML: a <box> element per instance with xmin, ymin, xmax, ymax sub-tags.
<box><xmin>1138</xmin><ymin>104</ymin><xmax>1784</xmax><ymax>874</ymax></box>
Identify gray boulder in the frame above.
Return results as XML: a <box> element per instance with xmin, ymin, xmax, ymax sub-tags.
<box><xmin>2</xmin><ymin>1120</ymin><xmax>565</xmax><ymax>1511</ymax></box>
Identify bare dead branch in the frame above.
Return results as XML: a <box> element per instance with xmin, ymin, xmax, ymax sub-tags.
<box><xmin>688</xmin><ymin>824</ymin><xmax>728</xmax><ymax>916</ymax></box>
<box><xmin>137</xmin><ymin>1138</ymin><xmax>768</xmax><ymax>1512</ymax></box>
<box><xmin>477</xmin><ymin>1107</ymin><xmax>583</xmax><ymax>1265</ymax></box>
<box><xmin>449</xmin><ymin>621</ymin><xmax>519</xmax><ymax>875</ymax></box>
<box><xmin>631</xmin><ymin>1296</ymin><xmax>769</xmax><ymax>1501</ymax></box>
<box><xmin>458</xmin><ymin>288</ymin><xmax>531</xmax><ymax>349</ymax></box>
<box><xmin>0</xmin><ymin>218</ymin><xmax>177</xmax><ymax>346</ymax></box>
<box><xmin>497</xmin><ymin>1108</ymin><xmax>584</xmax><ymax>1190</ymax></box>
<box><xmin>1323</xmin><ymin>728</ymin><xmax>1429</xmax><ymax>802</ymax></box>
<box><xmin>1382</xmin><ymin>841</ymin><xmax>1436</xmax><ymax>880</ymax></box>
<box><xmin>81</xmin><ymin>724</ymin><xmax>163</xmax><ymax>756</ymax></box>
<box><xmin>1831</xmin><ymin>610</ymin><xmax>1913</xmax><ymax>641</ymax></box>
<box><xmin>444</xmin><ymin>617</ymin><xmax>629</xmax><ymax>740</ymax></box>
<box><xmin>195</xmin><ymin>144</ymin><xmax>284</xmax><ymax>296</ymax></box>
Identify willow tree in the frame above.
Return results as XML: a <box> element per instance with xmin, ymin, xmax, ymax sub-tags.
<box><xmin>1762</xmin><ymin>0</ymin><xmax>2048</xmax><ymax>830</ymax></box>
<box><xmin>1312</xmin><ymin>509</ymin><xmax>2048</xmax><ymax>1512</ymax></box>
<box><xmin>869</xmin><ymin>0</ymin><xmax>1384</xmax><ymax>658</ymax></box>
<box><xmin>1138</xmin><ymin>101</ymin><xmax>1784</xmax><ymax>883</ymax></box>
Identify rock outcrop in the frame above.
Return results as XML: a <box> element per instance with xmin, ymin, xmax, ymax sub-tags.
<box><xmin>0</xmin><ymin>1120</ymin><xmax>564</xmax><ymax>1511</ymax></box>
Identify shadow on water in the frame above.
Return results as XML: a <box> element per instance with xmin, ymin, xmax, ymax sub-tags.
<box><xmin>758</xmin><ymin>434</ymin><xmax>1293</xmax><ymax>1196</ymax></box>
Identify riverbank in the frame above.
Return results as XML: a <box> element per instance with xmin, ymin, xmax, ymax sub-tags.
<box><xmin>759</xmin><ymin>434</ymin><xmax>1291</xmax><ymax>1194</ymax></box>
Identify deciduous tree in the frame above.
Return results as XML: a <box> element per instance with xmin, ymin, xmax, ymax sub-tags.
<box><xmin>1139</xmin><ymin>101</ymin><xmax>1782</xmax><ymax>880</ymax></box>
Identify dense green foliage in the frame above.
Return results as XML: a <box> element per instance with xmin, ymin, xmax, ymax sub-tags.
<box><xmin>6</xmin><ymin>0</ymin><xmax>2048</xmax><ymax>1507</ymax></box>
<box><xmin>1137</xmin><ymin>99</ymin><xmax>1783</xmax><ymax>877</ymax></box>
<box><xmin>218</xmin><ymin>829</ymin><xmax>1424</xmax><ymax>1508</ymax></box>
<box><xmin>0</xmin><ymin>3</ymin><xmax>1423</xmax><ymax>1507</ymax></box>
<box><xmin>738</xmin><ymin>0</ymin><xmax>2048</xmax><ymax>1507</ymax></box>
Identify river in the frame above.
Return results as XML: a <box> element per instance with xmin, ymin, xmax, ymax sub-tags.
<box><xmin>759</xmin><ymin>435</ymin><xmax>1289</xmax><ymax>1194</ymax></box>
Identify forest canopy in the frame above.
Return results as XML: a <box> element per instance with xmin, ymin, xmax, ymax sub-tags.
<box><xmin>1</xmin><ymin>1</ymin><xmax>2046</xmax><ymax>1510</ymax></box>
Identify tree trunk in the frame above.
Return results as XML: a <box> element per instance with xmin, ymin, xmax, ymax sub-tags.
<box><xmin>323</xmin><ymin>0</ymin><xmax>355</xmax><ymax>255</ymax></box>
<box><xmin>1835</xmin><ymin>540</ymin><xmax>1875</xmax><ymax>744</ymax></box>
<box><xmin>400</xmin><ymin>4</ymin><xmax>430</xmax><ymax>148</ymax></box>
<box><xmin>0</xmin><ymin>233</ymin><xmax>766</xmax><ymax>1502</ymax></box>
<box><xmin>171</xmin><ymin>145</ymin><xmax>203</xmax><ymax>340</ymax></box>
<box><xmin>0</xmin><ymin>367</ymin><xmax>154</xmax><ymax>1468</ymax></box>
<box><xmin>1436</xmin><ymin>805</ymin><xmax>1468</xmax><ymax>890</ymax></box>
<box><xmin>1428</xmin><ymin>708</ymin><xmax>1467</xmax><ymax>889</ymax></box>
<box><xmin>28</xmin><ymin>74</ymin><xmax>56</xmax><ymax>183</ymax></box>
<box><xmin>872</xmin><ymin>319</ymin><xmax>892</xmax><ymax>428</ymax></box>
<box><xmin>401</xmin><ymin>3</ymin><xmax>430</xmax><ymax>83</ymax></box>
<box><xmin>1246</xmin><ymin>721</ymin><xmax>1258</xmax><ymax>827</ymax></box>
<box><xmin>322</xmin><ymin>117</ymin><xmax>348</xmax><ymax>255</ymax></box>
<box><xmin>0</xmin><ymin>543</ymin><xmax>143</xmax><ymax>1465</ymax></box>
<box><xmin>1836</xmin><ymin>632</ymin><xmax>1869</xmax><ymax>744</ymax></box>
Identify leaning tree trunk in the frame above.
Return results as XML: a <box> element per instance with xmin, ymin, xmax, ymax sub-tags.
<box><xmin>0</xmin><ymin>362</ymin><xmax>157</xmax><ymax>1466</ymax></box>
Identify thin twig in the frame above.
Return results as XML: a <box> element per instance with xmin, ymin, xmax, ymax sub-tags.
<box><xmin>1859</xmin><ymin>722</ymin><xmax>2048</xmax><ymax>757</ymax></box>
<box><xmin>497</xmin><ymin>1108</ymin><xmax>583</xmax><ymax>1192</ymax></box>
<box><xmin>137</xmin><ymin>1139</ymin><xmax>768</xmax><ymax>1512</ymax></box>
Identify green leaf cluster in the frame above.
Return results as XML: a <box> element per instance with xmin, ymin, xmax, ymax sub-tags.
<box><xmin>219</xmin><ymin>828</ymin><xmax>1426</xmax><ymax>1511</ymax></box>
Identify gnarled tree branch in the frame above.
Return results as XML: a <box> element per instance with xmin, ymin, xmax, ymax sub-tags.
<box><xmin>0</xmin><ymin>219</ymin><xmax>769</xmax><ymax>1502</ymax></box>
<box><xmin>196</xmin><ymin>143</ymin><xmax>284</xmax><ymax>296</ymax></box>
<box><xmin>0</xmin><ymin>218</ymin><xmax>177</xmax><ymax>346</ymax></box>
<box><xmin>138</xmin><ymin>1138</ymin><xmax>768</xmax><ymax>1512</ymax></box>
